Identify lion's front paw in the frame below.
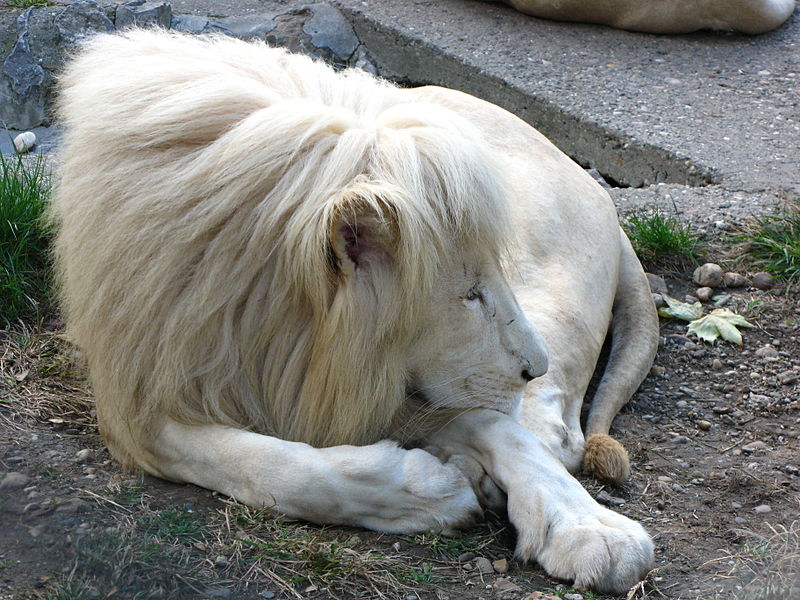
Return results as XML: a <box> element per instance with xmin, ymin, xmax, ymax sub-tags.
<box><xmin>511</xmin><ymin>492</ymin><xmax>653</xmax><ymax>594</ymax></box>
<box><xmin>351</xmin><ymin>445</ymin><xmax>482</xmax><ymax>535</ymax></box>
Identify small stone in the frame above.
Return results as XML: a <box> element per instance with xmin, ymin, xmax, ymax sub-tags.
<box><xmin>751</xmin><ymin>272</ymin><xmax>775</xmax><ymax>290</ymax></box>
<box><xmin>711</xmin><ymin>358</ymin><xmax>724</xmax><ymax>370</ymax></box>
<box><xmin>693</xmin><ymin>263</ymin><xmax>724</xmax><ymax>287</ymax></box>
<box><xmin>676</xmin><ymin>400</ymin><xmax>688</xmax><ymax>409</ymax></box>
<box><xmin>457</xmin><ymin>551</ymin><xmax>475</xmax><ymax>562</ymax></box>
<box><xmin>75</xmin><ymin>449</ymin><xmax>93</xmax><ymax>462</ymax></box>
<box><xmin>204</xmin><ymin>587</ymin><xmax>231</xmax><ymax>599</ymax></box>
<box><xmin>650</xmin><ymin>365</ymin><xmax>666</xmax><ymax>377</ymax></box>
<box><xmin>723</xmin><ymin>272</ymin><xmax>749</xmax><ymax>288</ymax></box>
<box><xmin>755</xmin><ymin>346</ymin><xmax>779</xmax><ymax>359</ymax></box>
<box><xmin>474</xmin><ymin>557</ymin><xmax>494</xmax><ymax>574</ymax></box>
<box><xmin>405</xmin><ymin>595</ymin><xmax>418</xmax><ymax>600</ymax></box>
<box><xmin>55</xmin><ymin>499</ymin><xmax>88</xmax><ymax>514</ymax></box>
<box><xmin>731</xmin><ymin>501</ymin><xmax>743</xmax><ymax>509</ymax></box>
<box><xmin>734</xmin><ymin>516</ymin><xmax>748</xmax><ymax>524</ymax></box>
<box><xmin>0</xmin><ymin>472</ymin><xmax>30</xmax><ymax>490</ymax></box>
<box><xmin>214</xmin><ymin>555</ymin><xmax>229</xmax><ymax>568</ymax></box>
<box><xmin>652</xmin><ymin>293</ymin><xmax>666</xmax><ymax>308</ymax></box>
<box><xmin>778</xmin><ymin>371</ymin><xmax>799</xmax><ymax>385</ymax></box>
<box><xmin>492</xmin><ymin>558</ymin><xmax>508</xmax><ymax>573</ymax></box>
<box><xmin>564</xmin><ymin>594</ymin><xmax>584</xmax><ymax>600</ymax></box>
<box><xmin>523</xmin><ymin>593</ymin><xmax>560</xmax><ymax>600</ymax></box>
<box><xmin>713</xmin><ymin>294</ymin><xmax>731</xmax><ymax>307</ymax></box>
<box><xmin>493</xmin><ymin>578</ymin><xmax>521</xmax><ymax>593</ymax></box>
<box><xmin>697</xmin><ymin>420</ymin><xmax>712</xmax><ymax>431</ymax></box>
<box><xmin>754</xmin><ymin>504</ymin><xmax>772</xmax><ymax>514</ymax></box>
<box><xmin>695</xmin><ymin>286</ymin><xmax>714</xmax><ymax>302</ymax></box>
<box><xmin>392</xmin><ymin>541</ymin><xmax>401</xmax><ymax>552</ymax></box>
<box><xmin>13</xmin><ymin>131</ymin><xmax>36</xmax><ymax>154</ymax></box>
<box><xmin>596</xmin><ymin>490</ymin><xmax>625</xmax><ymax>506</ymax></box>
<box><xmin>646</xmin><ymin>273</ymin><xmax>668</xmax><ymax>295</ymax></box>
<box><xmin>671</xmin><ymin>435</ymin><xmax>690</xmax><ymax>444</ymax></box>
<box><xmin>742</xmin><ymin>441</ymin><xmax>768</xmax><ymax>453</ymax></box>
<box><xmin>259</xmin><ymin>593</ymin><xmax>275</xmax><ymax>600</ymax></box>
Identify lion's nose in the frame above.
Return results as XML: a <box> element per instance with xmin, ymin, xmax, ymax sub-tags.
<box><xmin>521</xmin><ymin>368</ymin><xmax>535</xmax><ymax>382</ymax></box>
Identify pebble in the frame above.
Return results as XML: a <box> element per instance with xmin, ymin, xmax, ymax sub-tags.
<box><xmin>474</xmin><ymin>557</ymin><xmax>494</xmax><ymax>574</ymax></box>
<box><xmin>778</xmin><ymin>371</ymin><xmax>799</xmax><ymax>385</ymax></box>
<box><xmin>523</xmin><ymin>593</ymin><xmax>560</xmax><ymax>600</ymax></box>
<box><xmin>259</xmin><ymin>593</ymin><xmax>275</xmax><ymax>599</ymax></box>
<box><xmin>203</xmin><ymin>587</ymin><xmax>232</xmax><ymax>599</ymax></box>
<box><xmin>671</xmin><ymin>435</ymin><xmax>690</xmax><ymax>444</ymax></box>
<box><xmin>457</xmin><ymin>551</ymin><xmax>475</xmax><ymax>562</ymax></box>
<box><xmin>735</xmin><ymin>516</ymin><xmax>748</xmax><ymax>524</ymax></box>
<box><xmin>493</xmin><ymin>579</ymin><xmax>521</xmax><ymax>593</ymax></box>
<box><xmin>723</xmin><ymin>272</ymin><xmax>749</xmax><ymax>287</ymax></box>
<box><xmin>646</xmin><ymin>273</ymin><xmax>668</xmax><ymax>295</ymax></box>
<box><xmin>755</xmin><ymin>346</ymin><xmax>779</xmax><ymax>359</ymax></box>
<box><xmin>13</xmin><ymin>131</ymin><xmax>36</xmax><ymax>153</ymax></box>
<box><xmin>751</xmin><ymin>272</ymin><xmax>775</xmax><ymax>290</ymax></box>
<box><xmin>693</xmin><ymin>263</ymin><xmax>724</xmax><ymax>287</ymax></box>
<box><xmin>652</xmin><ymin>293</ymin><xmax>666</xmax><ymax>308</ymax></box>
<box><xmin>742</xmin><ymin>441</ymin><xmax>768</xmax><ymax>453</ymax></box>
<box><xmin>711</xmin><ymin>358</ymin><xmax>724</xmax><ymax>370</ymax></box>
<box><xmin>214</xmin><ymin>555</ymin><xmax>229</xmax><ymax>568</ymax></box>
<box><xmin>492</xmin><ymin>558</ymin><xmax>508</xmax><ymax>573</ymax></box>
<box><xmin>697</xmin><ymin>420</ymin><xmax>712</xmax><ymax>431</ymax></box>
<box><xmin>650</xmin><ymin>365</ymin><xmax>666</xmax><ymax>377</ymax></box>
<box><xmin>596</xmin><ymin>490</ymin><xmax>626</xmax><ymax>506</ymax></box>
<box><xmin>564</xmin><ymin>594</ymin><xmax>584</xmax><ymax>600</ymax></box>
<box><xmin>75</xmin><ymin>449</ymin><xmax>93</xmax><ymax>462</ymax></box>
<box><xmin>713</xmin><ymin>294</ymin><xmax>731</xmax><ymax>307</ymax></box>
<box><xmin>0</xmin><ymin>472</ymin><xmax>31</xmax><ymax>490</ymax></box>
<box><xmin>695</xmin><ymin>286</ymin><xmax>714</xmax><ymax>302</ymax></box>
<box><xmin>754</xmin><ymin>504</ymin><xmax>772</xmax><ymax>514</ymax></box>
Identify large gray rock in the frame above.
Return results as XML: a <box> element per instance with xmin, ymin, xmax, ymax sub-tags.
<box><xmin>54</xmin><ymin>1</ymin><xmax>115</xmax><ymax>48</ymax></box>
<box><xmin>1</xmin><ymin>10</ymin><xmax>48</xmax><ymax>129</ymax></box>
<box><xmin>116</xmin><ymin>1</ymin><xmax>172</xmax><ymax>30</ymax></box>
<box><xmin>304</xmin><ymin>3</ymin><xmax>359</xmax><ymax>62</ymax></box>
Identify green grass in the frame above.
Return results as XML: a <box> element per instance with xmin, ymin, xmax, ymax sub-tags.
<box><xmin>137</xmin><ymin>506</ymin><xmax>207</xmax><ymax>544</ymax></box>
<box><xmin>623</xmin><ymin>206</ymin><xmax>701</xmax><ymax>267</ymax></box>
<box><xmin>736</xmin><ymin>200</ymin><xmax>800</xmax><ymax>286</ymax></box>
<box><xmin>0</xmin><ymin>151</ymin><xmax>52</xmax><ymax>327</ymax></box>
<box><xmin>4</xmin><ymin>1</ymin><xmax>51</xmax><ymax>8</ymax></box>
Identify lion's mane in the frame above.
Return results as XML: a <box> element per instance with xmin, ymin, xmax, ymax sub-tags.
<box><xmin>51</xmin><ymin>30</ymin><xmax>511</xmax><ymax>468</ymax></box>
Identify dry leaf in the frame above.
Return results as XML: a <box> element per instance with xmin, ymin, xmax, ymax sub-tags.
<box><xmin>687</xmin><ymin>308</ymin><xmax>754</xmax><ymax>345</ymax></box>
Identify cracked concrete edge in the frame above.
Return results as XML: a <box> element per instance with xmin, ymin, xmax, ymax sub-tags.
<box><xmin>0</xmin><ymin>0</ymin><xmax>373</xmax><ymax>130</ymax></box>
<box><xmin>336</xmin><ymin>3</ymin><xmax>718</xmax><ymax>189</ymax></box>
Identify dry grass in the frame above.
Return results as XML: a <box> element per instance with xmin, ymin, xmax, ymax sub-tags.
<box><xmin>208</xmin><ymin>500</ymin><xmax>499</xmax><ymax>599</ymax></box>
<box><xmin>0</xmin><ymin>327</ymin><xmax>92</xmax><ymax>431</ymax></box>
<box><xmin>699</xmin><ymin>520</ymin><xmax>800</xmax><ymax>600</ymax></box>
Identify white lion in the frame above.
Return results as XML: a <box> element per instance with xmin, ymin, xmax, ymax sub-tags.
<box><xmin>52</xmin><ymin>30</ymin><xmax>658</xmax><ymax>594</ymax></box>
<box><xmin>500</xmin><ymin>0</ymin><xmax>796</xmax><ymax>34</ymax></box>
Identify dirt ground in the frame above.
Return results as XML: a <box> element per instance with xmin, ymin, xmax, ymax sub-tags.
<box><xmin>1</xmin><ymin>246</ymin><xmax>799</xmax><ymax>600</ymax></box>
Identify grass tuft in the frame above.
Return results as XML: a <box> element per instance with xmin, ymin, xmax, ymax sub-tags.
<box><xmin>623</xmin><ymin>205</ymin><xmax>701</xmax><ymax>268</ymax></box>
<box><xmin>735</xmin><ymin>199</ymin><xmax>800</xmax><ymax>286</ymax></box>
<box><xmin>0</xmin><ymin>151</ymin><xmax>52</xmax><ymax>327</ymax></box>
<box><xmin>4</xmin><ymin>1</ymin><xmax>51</xmax><ymax>8</ymax></box>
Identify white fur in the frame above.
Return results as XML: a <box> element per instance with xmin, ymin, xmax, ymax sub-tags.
<box><xmin>52</xmin><ymin>31</ymin><xmax>659</xmax><ymax>594</ymax></box>
<box><xmin>503</xmin><ymin>0</ymin><xmax>795</xmax><ymax>34</ymax></box>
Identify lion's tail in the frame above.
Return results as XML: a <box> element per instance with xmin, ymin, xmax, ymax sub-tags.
<box><xmin>583</xmin><ymin>229</ymin><xmax>658</xmax><ymax>483</ymax></box>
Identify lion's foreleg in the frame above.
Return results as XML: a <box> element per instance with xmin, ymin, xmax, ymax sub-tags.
<box><xmin>426</xmin><ymin>409</ymin><xmax>653</xmax><ymax>594</ymax></box>
<box><xmin>149</xmin><ymin>419</ymin><xmax>481</xmax><ymax>533</ymax></box>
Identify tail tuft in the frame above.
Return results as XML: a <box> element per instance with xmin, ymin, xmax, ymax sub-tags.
<box><xmin>583</xmin><ymin>434</ymin><xmax>630</xmax><ymax>483</ymax></box>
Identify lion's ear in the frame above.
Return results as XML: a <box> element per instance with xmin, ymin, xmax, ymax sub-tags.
<box><xmin>329</xmin><ymin>199</ymin><xmax>396</xmax><ymax>277</ymax></box>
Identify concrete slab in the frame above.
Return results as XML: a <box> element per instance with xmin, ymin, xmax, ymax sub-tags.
<box><xmin>335</xmin><ymin>0</ymin><xmax>799</xmax><ymax>197</ymax></box>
